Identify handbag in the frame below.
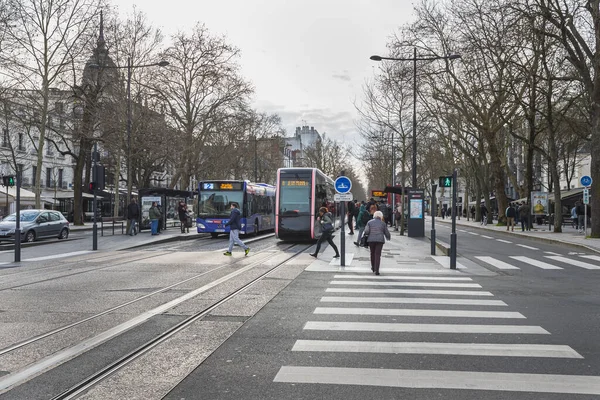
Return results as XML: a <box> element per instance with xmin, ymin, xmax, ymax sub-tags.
<box><xmin>322</xmin><ymin>222</ymin><xmax>334</xmax><ymax>232</ymax></box>
<box><xmin>360</xmin><ymin>234</ymin><xmax>369</xmax><ymax>247</ymax></box>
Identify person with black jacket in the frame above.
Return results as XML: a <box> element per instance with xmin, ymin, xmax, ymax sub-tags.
<box><xmin>346</xmin><ymin>200</ymin><xmax>355</xmax><ymax>235</ymax></box>
<box><xmin>126</xmin><ymin>198</ymin><xmax>140</xmax><ymax>236</ymax></box>
<box><xmin>310</xmin><ymin>207</ymin><xmax>340</xmax><ymax>258</ymax></box>
<box><xmin>223</xmin><ymin>202</ymin><xmax>250</xmax><ymax>256</ymax></box>
<box><xmin>178</xmin><ymin>201</ymin><xmax>189</xmax><ymax>234</ymax></box>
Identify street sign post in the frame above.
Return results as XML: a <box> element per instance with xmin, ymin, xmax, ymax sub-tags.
<box><xmin>583</xmin><ymin>188</ymin><xmax>590</xmax><ymax>205</ymax></box>
<box><xmin>334</xmin><ymin>176</ymin><xmax>352</xmax><ymax>193</ymax></box>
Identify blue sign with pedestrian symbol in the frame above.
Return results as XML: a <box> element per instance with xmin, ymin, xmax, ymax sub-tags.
<box><xmin>580</xmin><ymin>175</ymin><xmax>592</xmax><ymax>187</ymax></box>
<box><xmin>334</xmin><ymin>176</ymin><xmax>352</xmax><ymax>193</ymax></box>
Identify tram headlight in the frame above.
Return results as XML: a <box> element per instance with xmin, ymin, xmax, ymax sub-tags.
<box><xmin>197</xmin><ymin>223</ymin><xmax>205</xmax><ymax>229</ymax></box>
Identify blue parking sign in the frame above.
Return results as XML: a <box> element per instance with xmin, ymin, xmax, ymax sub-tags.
<box><xmin>335</xmin><ymin>176</ymin><xmax>352</xmax><ymax>193</ymax></box>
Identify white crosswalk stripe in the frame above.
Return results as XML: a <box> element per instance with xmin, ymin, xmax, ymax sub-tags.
<box><xmin>319</xmin><ymin>296</ymin><xmax>507</xmax><ymax>306</ymax></box>
<box><xmin>475</xmin><ymin>256</ymin><xmax>520</xmax><ymax>270</ymax></box>
<box><xmin>581</xmin><ymin>255</ymin><xmax>600</xmax><ymax>262</ymax></box>
<box><xmin>326</xmin><ymin>288</ymin><xmax>494</xmax><ymax>296</ymax></box>
<box><xmin>304</xmin><ymin>321</ymin><xmax>549</xmax><ymax>334</ymax></box>
<box><xmin>516</xmin><ymin>244</ymin><xmax>539</xmax><ymax>250</ymax></box>
<box><xmin>313</xmin><ymin>307</ymin><xmax>525</xmax><ymax>319</ymax></box>
<box><xmin>510</xmin><ymin>256</ymin><xmax>563</xmax><ymax>269</ymax></box>
<box><xmin>292</xmin><ymin>340</ymin><xmax>582</xmax><ymax>358</ymax></box>
<box><xmin>431</xmin><ymin>256</ymin><xmax>467</xmax><ymax>269</ymax></box>
<box><xmin>329</xmin><ymin>280</ymin><xmax>481</xmax><ymax>288</ymax></box>
<box><xmin>332</xmin><ymin>275</ymin><xmax>473</xmax><ymax>281</ymax></box>
<box><xmin>496</xmin><ymin>239</ymin><xmax>512</xmax><ymax>243</ymax></box>
<box><xmin>545</xmin><ymin>255</ymin><xmax>600</xmax><ymax>270</ymax></box>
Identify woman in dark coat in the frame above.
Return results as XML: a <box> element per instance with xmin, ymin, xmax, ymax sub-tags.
<box><xmin>310</xmin><ymin>207</ymin><xmax>340</xmax><ymax>259</ymax></box>
<box><xmin>178</xmin><ymin>201</ymin><xmax>189</xmax><ymax>233</ymax></box>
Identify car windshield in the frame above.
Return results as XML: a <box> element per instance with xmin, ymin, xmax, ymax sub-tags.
<box><xmin>3</xmin><ymin>212</ymin><xmax>39</xmax><ymax>222</ymax></box>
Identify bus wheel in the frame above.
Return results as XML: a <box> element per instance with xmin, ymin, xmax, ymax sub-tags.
<box><xmin>254</xmin><ymin>221</ymin><xmax>259</xmax><ymax>236</ymax></box>
<box><xmin>210</xmin><ymin>233</ymin><xmax>219</xmax><ymax>238</ymax></box>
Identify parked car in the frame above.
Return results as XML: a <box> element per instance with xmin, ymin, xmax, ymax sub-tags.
<box><xmin>0</xmin><ymin>210</ymin><xmax>70</xmax><ymax>242</ymax></box>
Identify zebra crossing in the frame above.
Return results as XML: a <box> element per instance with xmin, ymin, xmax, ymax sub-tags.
<box><xmin>474</xmin><ymin>253</ymin><xmax>600</xmax><ymax>271</ymax></box>
<box><xmin>273</xmin><ymin>260</ymin><xmax>600</xmax><ymax>396</ymax></box>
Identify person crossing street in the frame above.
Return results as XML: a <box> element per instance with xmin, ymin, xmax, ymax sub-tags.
<box><xmin>223</xmin><ymin>202</ymin><xmax>250</xmax><ymax>256</ymax></box>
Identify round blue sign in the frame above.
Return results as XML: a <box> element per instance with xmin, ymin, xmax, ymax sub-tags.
<box><xmin>334</xmin><ymin>176</ymin><xmax>352</xmax><ymax>193</ymax></box>
<box><xmin>580</xmin><ymin>175</ymin><xmax>593</xmax><ymax>187</ymax></box>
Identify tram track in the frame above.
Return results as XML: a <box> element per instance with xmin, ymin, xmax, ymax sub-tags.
<box><xmin>0</xmin><ymin>241</ymin><xmax>310</xmax><ymax>398</ymax></box>
<box><xmin>48</xmin><ymin>243</ymin><xmax>312</xmax><ymax>400</ymax></box>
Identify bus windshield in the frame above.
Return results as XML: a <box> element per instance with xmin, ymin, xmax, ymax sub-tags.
<box><xmin>280</xmin><ymin>178</ymin><xmax>310</xmax><ymax>214</ymax></box>
<box><xmin>198</xmin><ymin>191</ymin><xmax>244</xmax><ymax>217</ymax></box>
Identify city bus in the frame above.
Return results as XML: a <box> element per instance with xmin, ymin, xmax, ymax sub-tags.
<box><xmin>275</xmin><ymin>168</ymin><xmax>336</xmax><ymax>241</ymax></box>
<box><xmin>196</xmin><ymin>180</ymin><xmax>275</xmax><ymax>237</ymax></box>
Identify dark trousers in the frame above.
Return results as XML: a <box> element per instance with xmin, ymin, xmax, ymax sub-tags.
<box><xmin>521</xmin><ymin>216</ymin><xmax>529</xmax><ymax>231</ymax></box>
<box><xmin>314</xmin><ymin>232</ymin><xmax>339</xmax><ymax>256</ymax></box>
<box><xmin>369</xmin><ymin>242</ymin><xmax>384</xmax><ymax>273</ymax></box>
<box><xmin>347</xmin><ymin>215</ymin><xmax>354</xmax><ymax>233</ymax></box>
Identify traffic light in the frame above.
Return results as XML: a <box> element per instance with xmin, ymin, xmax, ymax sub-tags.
<box><xmin>89</xmin><ymin>182</ymin><xmax>96</xmax><ymax>191</ymax></box>
<box><xmin>92</xmin><ymin>165</ymin><xmax>105</xmax><ymax>191</ymax></box>
<box><xmin>2</xmin><ymin>175</ymin><xmax>15</xmax><ymax>187</ymax></box>
<box><xmin>439</xmin><ymin>176</ymin><xmax>452</xmax><ymax>188</ymax></box>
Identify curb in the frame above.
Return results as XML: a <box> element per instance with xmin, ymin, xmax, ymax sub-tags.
<box><xmin>434</xmin><ymin>219</ymin><xmax>600</xmax><ymax>255</ymax></box>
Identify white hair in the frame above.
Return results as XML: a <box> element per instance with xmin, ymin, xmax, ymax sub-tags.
<box><xmin>373</xmin><ymin>210</ymin><xmax>384</xmax><ymax>220</ymax></box>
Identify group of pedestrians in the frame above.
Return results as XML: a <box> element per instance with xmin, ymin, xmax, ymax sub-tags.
<box><xmin>571</xmin><ymin>201</ymin><xmax>591</xmax><ymax>233</ymax></box>
<box><xmin>311</xmin><ymin>198</ymin><xmax>392</xmax><ymax>276</ymax></box>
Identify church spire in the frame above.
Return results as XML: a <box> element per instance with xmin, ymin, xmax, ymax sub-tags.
<box><xmin>97</xmin><ymin>10</ymin><xmax>105</xmax><ymax>49</ymax></box>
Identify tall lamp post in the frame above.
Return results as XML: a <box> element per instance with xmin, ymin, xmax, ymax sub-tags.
<box><xmin>370</xmin><ymin>50</ymin><xmax>461</xmax><ymax>188</ymax></box>
<box><xmin>90</xmin><ymin>59</ymin><xmax>169</xmax><ymax>207</ymax></box>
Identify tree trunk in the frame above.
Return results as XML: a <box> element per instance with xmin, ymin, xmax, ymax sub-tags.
<box><xmin>591</xmin><ymin>102</ymin><xmax>600</xmax><ymax>238</ymax></box>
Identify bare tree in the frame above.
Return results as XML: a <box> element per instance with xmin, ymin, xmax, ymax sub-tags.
<box><xmin>3</xmin><ymin>0</ymin><xmax>101</xmax><ymax>208</ymax></box>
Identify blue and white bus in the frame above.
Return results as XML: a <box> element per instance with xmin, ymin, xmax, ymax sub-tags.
<box><xmin>196</xmin><ymin>180</ymin><xmax>276</xmax><ymax>237</ymax></box>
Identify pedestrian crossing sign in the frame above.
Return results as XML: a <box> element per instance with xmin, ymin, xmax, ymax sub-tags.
<box><xmin>439</xmin><ymin>176</ymin><xmax>452</xmax><ymax>188</ymax></box>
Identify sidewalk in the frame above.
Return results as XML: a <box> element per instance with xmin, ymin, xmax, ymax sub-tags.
<box><xmin>68</xmin><ymin>223</ymin><xmax>202</xmax><ymax>251</ymax></box>
<box><xmin>429</xmin><ymin>215</ymin><xmax>600</xmax><ymax>254</ymax></box>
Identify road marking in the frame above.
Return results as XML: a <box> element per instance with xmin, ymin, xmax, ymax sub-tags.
<box><xmin>313</xmin><ymin>307</ymin><xmax>525</xmax><ymax>319</ymax></box>
<box><xmin>330</xmin><ymin>281</ymin><xmax>481</xmax><ymax>288</ymax></box>
<box><xmin>516</xmin><ymin>244</ymin><xmax>539</xmax><ymax>250</ymax></box>
<box><xmin>319</xmin><ymin>297</ymin><xmax>507</xmax><ymax>306</ymax></box>
<box><xmin>291</xmin><ymin>340</ymin><xmax>582</xmax><ymax>358</ymax></box>
<box><xmin>481</xmin><ymin>235</ymin><xmax>494</xmax><ymax>239</ymax></box>
<box><xmin>459</xmin><ymin>229</ymin><xmax>468</xmax><ymax>233</ymax></box>
<box><xmin>545</xmin><ymin>251</ymin><xmax>561</xmax><ymax>255</ymax></box>
<box><xmin>22</xmin><ymin>250</ymin><xmax>93</xmax><ymax>261</ymax></box>
<box><xmin>326</xmin><ymin>288</ymin><xmax>494</xmax><ymax>296</ymax></box>
<box><xmin>545</xmin><ymin>256</ymin><xmax>600</xmax><ymax>270</ymax></box>
<box><xmin>306</xmin><ymin>266</ymin><xmax>463</xmax><ymax>274</ymax></box>
<box><xmin>496</xmin><ymin>239</ymin><xmax>512</xmax><ymax>243</ymax></box>
<box><xmin>475</xmin><ymin>256</ymin><xmax>520</xmax><ymax>270</ymax></box>
<box><xmin>510</xmin><ymin>256</ymin><xmax>563</xmax><ymax>270</ymax></box>
<box><xmin>274</xmin><ymin>367</ymin><xmax>600</xmax><ymax>394</ymax></box>
<box><xmin>468</xmin><ymin>232</ymin><xmax>479</xmax><ymax>235</ymax></box>
<box><xmin>431</xmin><ymin>256</ymin><xmax>467</xmax><ymax>269</ymax></box>
<box><xmin>581</xmin><ymin>255</ymin><xmax>600</xmax><ymax>262</ymax></box>
<box><xmin>304</xmin><ymin>321</ymin><xmax>549</xmax><ymax>334</ymax></box>
<box><xmin>332</xmin><ymin>275</ymin><xmax>473</xmax><ymax>281</ymax></box>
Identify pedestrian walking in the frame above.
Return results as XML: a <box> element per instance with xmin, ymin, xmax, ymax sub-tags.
<box><xmin>354</xmin><ymin>204</ymin><xmax>368</xmax><ymax>246</ymax></box>
<box><xmin>156</xmin><ymin>203</ymin><xmax>163</xmax><ymax>233</ymax></box>
<box><xmin>518</xmin><ymin>202</ymin><xmax>530</xmax><ymax>231</ymax></box>
<box><xmin>505</xmin><ymin>203</ymin><xmax>516</xmax><ymax>231</ymax></box>
<box><xmin>126</xmin><ymin>198</ymin><xmax>140</xmax><ymax>236</ymax></box>
<box><xmin>310</xmin><ymin>207</ymin><xmax>340</xmax><ymax>258</ymax></box>
<box><xmin>178</xmin><ymin>201</ymin><xmax>189</xmax><ymax>234</ymax></box>
<box><xmin>223</xmin><ymin>202</ymin><xmax>250</xmax><ymax>256</ymax></box>
<box><xmin>480</xmin><ymin>204</ymin><xmax>488</xmax><ymax>226</ymax></box>
<box><xmin>149</xmin><ymin>201</ymin><xmax>161</xmax><ymax>235</ymax></box>
<box><xmin>364</xmin><ymin>210</ymin><xmax>391</xmax><ymax>275</ymax></box>
<box><xmin>571</xmin><ymin>204</ymin><xmax>578</xmax><ymax>229</ymax></box>
<box><xmin>346</xmin><ymin>200</ymin><xmax>355</xmax><ymax>235</ymax></box>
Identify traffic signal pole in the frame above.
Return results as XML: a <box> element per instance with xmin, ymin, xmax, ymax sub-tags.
<box><xmin>14</xmin><ymin>170</ymin><xmax>21</xmax><ymax>262</ymax></box>
<box><xmin>450</xmin><ymin>169</ymin><xmax>457</xmax><ymax>269</ymax></box>
<box><xmin>431</xmin><ymin>183</ymin><xmax>437</xmax><ymax>255</ymax></box>
<box><xmin>92</xmin><ymin>145</ymin><xmax>98</xmax><ymax>250</ymax></box>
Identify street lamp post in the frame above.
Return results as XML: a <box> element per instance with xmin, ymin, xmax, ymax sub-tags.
<box><xmin>370</xmin><ymin>50</ymin><xmax>461</xmax><ymax>188</ymax></box>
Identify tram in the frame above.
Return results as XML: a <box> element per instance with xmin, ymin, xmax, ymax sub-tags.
<box><xmin>196</xmin><ymin>180</ymin><xmax>276</xmax><ymax>237</ymax></box>
<box><xmin>275</xmin><ymin>168</ymin><xmax>336</xmax><ymax>241</ymax></box>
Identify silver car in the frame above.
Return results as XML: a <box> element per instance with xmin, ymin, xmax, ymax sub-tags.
<box><xmin>0</xmin><ymin>210</ymin><xmax>70</xmax><ymax>242</ymax></box>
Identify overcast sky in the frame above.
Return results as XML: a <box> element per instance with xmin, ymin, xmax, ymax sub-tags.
<box><xmin>115</xmin><ymin>0</ymin><xmax>414</xmax><ymax>147</ymax></box>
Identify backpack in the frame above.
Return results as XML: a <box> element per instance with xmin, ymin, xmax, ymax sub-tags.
<box><xmin>361</xmin><ymin>211</ymin><xmax>371</xmax><ymax>225</ymax></box>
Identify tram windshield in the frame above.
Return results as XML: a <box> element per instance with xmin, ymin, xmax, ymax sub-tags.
<box><xmin>279</xmin><ymin>178</ymin><xmax>311</xmax><ymax>214</ymax></box>
<box><xmin>198</xmin><ymin>191</ymin><xmax>244</xmax><ymax>217</ymax></box>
